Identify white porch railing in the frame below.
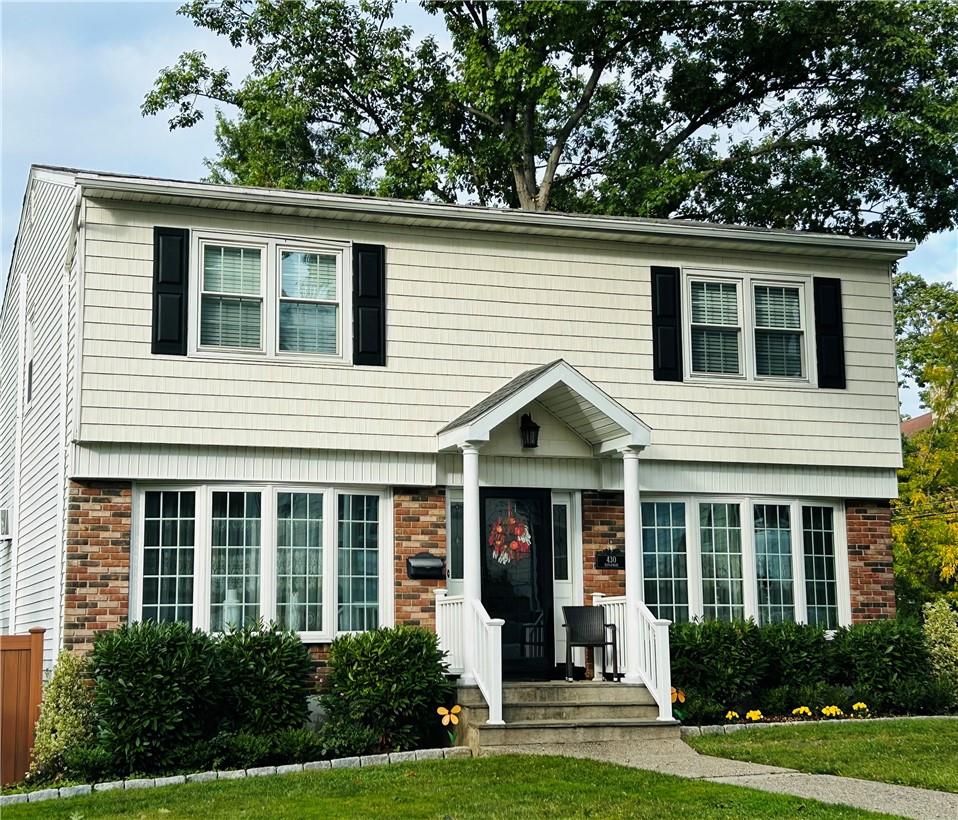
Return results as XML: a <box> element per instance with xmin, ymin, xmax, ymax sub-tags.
<box><xmin>434</xmin><ymin>589</ymin><xmax>465</xmax><ymax>674</ymax></box>
<box><xmin>593</xmin><ymin>593</ymin><xmax>673</xmax><ymax>721</ymax></box>
<box><xmin>434</xmin><ymin>590</ymin><xmax>504</xmax><ymax>724</ymax></box>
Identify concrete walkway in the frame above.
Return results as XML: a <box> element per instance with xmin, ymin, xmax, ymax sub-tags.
<box><xmin>491</xmin><ymin>739</ymin><xmax>958</xmax><ymax>819</ymax></box>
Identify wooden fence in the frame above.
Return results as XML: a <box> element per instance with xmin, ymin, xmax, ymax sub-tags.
<box><xmin>1</xmin><ymin>628</ymin><xmax>45</xmax><ymax>786</ymax></box>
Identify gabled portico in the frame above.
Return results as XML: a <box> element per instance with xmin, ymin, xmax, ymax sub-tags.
<box><xmin>435</xmin><ymin>360</ymin><xmax>672</xmax><ymax>726</ymax></box>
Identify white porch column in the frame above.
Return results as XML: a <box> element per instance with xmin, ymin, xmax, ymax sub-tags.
<box><xmin>622</xmin><ymin>446</ymin><xmax>643</xmax><ymax>683</ymax></box>
<box><xmin>460</xmin><ymin>443</ymin><xmax>481</xmax><ymax>685</ymax></box>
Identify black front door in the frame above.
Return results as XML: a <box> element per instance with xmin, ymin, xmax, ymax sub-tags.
<box><xmin>479</xmin><ymin>488</ymin><xmax>554</xmax><ymax>679</ymax></box>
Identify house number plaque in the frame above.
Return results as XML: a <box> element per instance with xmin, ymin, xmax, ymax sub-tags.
<box><xmin>595</xmin><ymin>548</ymin><xmax>625</xmax><ymax>570</ymax></box>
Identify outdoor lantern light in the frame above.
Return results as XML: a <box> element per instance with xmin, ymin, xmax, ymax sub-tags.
<box><xmin>520</xmin><ymin>413</ymin><xmax>540</xmax><ymax>448</ymax></box>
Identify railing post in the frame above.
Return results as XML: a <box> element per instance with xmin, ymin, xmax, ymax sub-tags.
<box><xmin>653</xmin><ymin>618</ymin><xmax>672</xmax><ymax>721</ymax></box>
<box><xmin>434</xmin><ymin>588</ymin><xmax>447</xmax><ymax>654</ymax></box>
<box><xmin>621</xmin><ymin>447</ymin><xmax>643</xmax><ymax>683</ymax></box>
<box><xmin>591</xmin><ymin>592</ymin><xmax>605</xmax><ymax>681</ymax></box>
<box><xmin>487</xmin><ymin>618</ymin><xmax>505</xmax><ymax>725</ymax></box>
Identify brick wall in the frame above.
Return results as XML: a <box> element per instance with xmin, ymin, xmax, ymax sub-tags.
<box><xmin>393</xmin><ymin>487</ymin><xmax>447</xmax><ymax>631</ymax></box>
<box><xmin>582</xmin><ymin>491</ymin><xmax>626</xmax><ymax>600</ymax></box>
<box><xmin>845</xmin><ymin>500</ymin><xmax>896</xmax><ymax>622</ymax></box>
<box><xmin>63</xmin><ymin>480</ymin><xmax>133</xmax><ymax>654</ymax></box>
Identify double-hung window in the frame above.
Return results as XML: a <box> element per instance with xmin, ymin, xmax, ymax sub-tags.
<box><xmin>754</xmin><ymin>284</ymin><xmax>804</xmax><ymax>378</ymax></box>
<box><xmin>200</xmin><ymin>244</ymin><xmax>264</xmax><ymax>350</ymax></box>
<box><xmin>690</xmin><ymin>280</ymin><xmax>742</xmax><ymax>375</ymax></box>
<box><xmin>194</xmin><ymin>235</ymin><xmax>346</xmax><ymax>360</ymax></box>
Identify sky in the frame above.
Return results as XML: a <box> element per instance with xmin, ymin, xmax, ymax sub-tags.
<box><xmin>2</xmin><ymin>1</ymin><xmax>955</xmax><ymax>416</ymax></box>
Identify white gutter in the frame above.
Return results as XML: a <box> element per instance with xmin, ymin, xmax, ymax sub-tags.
<box><xmin>74</xmin><ymin>172</ymin><xmax>915</xmax><ymax>259</ymax></box>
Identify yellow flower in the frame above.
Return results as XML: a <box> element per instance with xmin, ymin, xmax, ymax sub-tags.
<box><xmin>745</xmin><ymin>709</ymin><xmax>763</xmax><ymax>722</ymax></box>
<box><xmin>792</xmin><ymin>706</ymin><xmax>812</xmax><ymax>717</ymax></box>
<box><xmin>725</xmin><ymin>710</ymin><xmax>739</xmax><ymax>721</ymax></box>
<box><xmin>852</xmin><ymin>702</ymin><xmax>868</xmax><ymax>711</ymax></box>
<box><xmin>821</xmin><ymin>705</ymin><xmax>844</xmax><ymax>718</ymax></box>
<box><xmin>671</xmin><ymin>687</ymin><xmax>686</xmax><ymax>704</ymax></box>
<box><xmin>437</xmin><ymin>704</ymin><xmax>461</xmax><ymax>726</ymax></box>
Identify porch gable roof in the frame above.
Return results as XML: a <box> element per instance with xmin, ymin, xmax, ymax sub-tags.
<box><xmin>437</xmin><ymin>359</ymin><xmax>651</xmax><ymax>455</ymax></box>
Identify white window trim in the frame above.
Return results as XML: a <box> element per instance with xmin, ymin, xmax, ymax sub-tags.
<box><xmin>131</xmin><ymin>483</ymin><xmax>393</xmax><ymax>642</ymax></box>
<box><xmin>639</xmin><ymin>494</ymin><xmax>848</xmax><ymax>627</ymax></box>
<box><xmin>682</xmin><ymin>268</ymin><xmax>818</xmax><ymax>387</ymax></box>
<box><xmin>188</xmin><ymin>230</ymin><xmax>352</xmax><ymax>364</ymax></box>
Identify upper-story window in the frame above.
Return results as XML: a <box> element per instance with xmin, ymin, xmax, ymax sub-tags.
<box><xmin>753</xmin><ymin>284</ymin><xmax>805</xmax><ymax>379</ymax></box>
<box><xmin>690</xmin><ymin>279</ymin><xmax>742</xmax><ymax>376</ymax></box>
<box><xmin>684</xmin><ymin>270</ymin><xmax>812</xmax><ymax>384</ymax></box>
<box><xmin>193</xmin><ymin>234</ymin><xmax>347</xmax><ymax>361</ymax></box>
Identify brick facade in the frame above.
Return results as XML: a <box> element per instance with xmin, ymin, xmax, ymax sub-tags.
<box><xmin>582</xmin><ymin>491</ymin><xmax>626</xmax><ymax>600</ymax></box>
<box><xmin>393</xmin><ymin>487</ymin><xmax>447</xmax><ymax>631</ymax></box>
<box><xmin>845</xmin><ymin>500</ymin><xmax>896</xmax><ymax>622</ymax></box>
<box><xmin>63</xmin><ymin>480</ymin><xmax>133</xmax><ymax>654</ymax></box>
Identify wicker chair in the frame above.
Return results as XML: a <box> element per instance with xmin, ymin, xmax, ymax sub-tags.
<box><xmin>561</xmin><ymin>605</ymin><xmax>619</xmax><ymax>682</ymax></box>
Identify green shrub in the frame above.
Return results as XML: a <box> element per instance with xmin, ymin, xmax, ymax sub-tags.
<box><xmin>828</xmin><ymin>619</ymin><xmax>932</xmax><ymax>708</ymax></box>
<box><xmin>207</xmin><ymin>728</ymin><xmax>325</xmax><ymax>770</ymax></box>
<box><xmin>322</xmin><ymin>626</ymin><xmax>454</xmax><ymax>753</ymax></box>
<box><xmin>670</xmin><ymin>619</ymin><xmax>767</xmax><ymax>708</ymax></box>
<box><xmin>316</xmin><ymin>715</ymin><xmax>381</xmax><ymax>758</ymax></box>
<box><xmin>28</xmin><ymin>652</ymin><xmax>96</xmax><ymax>784</ymax></box>
<box><xmin>62</xmin><ymin>745</ymin><xmax>116</xmax><ymax>784</ymax></box>
<box><xmin>923</xmin><ymin>599</ymin><xmax>958</xmax><ymax>703</ymax></box>
<box><xmin>89</xmin><ymin>621</ymin><xmax>218</xmax><ymax>774</ymax></box>
<box><xmin>757</xmin><ymin>621</ymin><xmax>830</xmax><ymax>692</ymax></box>
<box><xmin>214</xmin><ymin>621</ymin><xmax>313</xmax><ymax>734</ymax></box>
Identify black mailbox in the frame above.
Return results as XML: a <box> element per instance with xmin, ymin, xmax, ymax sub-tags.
<box><xmin>406</xmin><ymin>552</ymin><xmax>445</xmax><ymax>580</ymax></box>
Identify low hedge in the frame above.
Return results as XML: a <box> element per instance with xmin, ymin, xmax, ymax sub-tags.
<box><xmin>671</xmin><ymin>617</ymin><xmax>956</xmax><ymax>724</ymax></box>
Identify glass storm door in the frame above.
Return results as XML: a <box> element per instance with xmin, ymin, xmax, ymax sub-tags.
<box><xmin>479</xmin><ymin>488</ymin><xmax>554</xmax><ymax>679</ymax></box>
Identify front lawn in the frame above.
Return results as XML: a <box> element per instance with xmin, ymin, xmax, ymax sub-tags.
<box><xmin>687</xmin><ymin>718</ymin><xmax>958</xmax><ymax>794</ymax></box>
<box><xmin>5</xmin><ymin>755</ymin><xmax>889</xmax><ymax>819</ymax></box>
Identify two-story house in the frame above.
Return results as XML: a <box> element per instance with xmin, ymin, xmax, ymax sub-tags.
<box><xmin>1</xmin><ymin>165</ymin><xmax>909</xmax><ymax>736</ymax></box>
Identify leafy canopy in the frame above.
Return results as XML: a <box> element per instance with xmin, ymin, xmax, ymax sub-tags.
<box><xmin>144</xmin><ymin>0</ymin><xmax>958</xmax><ymax>241</ymax></box>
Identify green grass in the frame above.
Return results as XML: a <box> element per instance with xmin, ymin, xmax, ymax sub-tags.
<box><xmin>687</xmin><ymin>718</ymin><xmax>958</xmax><ymax>794</ymax></box>
<box><xmin>4</xmin><ymin>755</ymin><xmax>890</xmax><ymax>819</ymax></box>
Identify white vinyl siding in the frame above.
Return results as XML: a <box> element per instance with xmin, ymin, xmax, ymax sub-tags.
<box><xmin>754</xmin><ymin>285</ymin><xmax>804</xmax><ymax>378</ymax></box>
<box><xmin>690</xmin><ymin>280</ymin><xmax>741</xmax><ymax>375</ymax></box>
<box><xmin>78</xmin><ymin>198</ymin><xmax>902</xmax><ymax>471</ymax></box>
<box><xmin>200</xmin><ymin>244</ymin><xmax>263</xmax><ymax>350</ymax></box>
<box><xmin>699</xmin><ymin>502</ymin><xmax>745</xmax><ymax>621</ymax></box>
<box><xmin>754</xmin><ymin>503</ymin><xmax>794</xmax><ymax>624</ymax></box>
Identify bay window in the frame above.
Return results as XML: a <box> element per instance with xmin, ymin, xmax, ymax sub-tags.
<box><xmin>803</xmin><ymin>505</ymin><xmax>839</xmax><ymax>629</ymax></box>
<box><xmin>699</xmin><ymin>502</ymin><xmax>745</xmax><ymax>621</ymax></box>
<box><xmin>640</xmin><ymin>501</ymin><xmax>689</xmax><ymax>623</ymax></box>
<box><xmin>753</xmin><ymin>503</ymin><xmax>794</xmax><ymax>624</ymax></box>
<box><xmin>134</xmin><ymin>485</ymin><xmax>390</xmax><ymax>639</ymax></box>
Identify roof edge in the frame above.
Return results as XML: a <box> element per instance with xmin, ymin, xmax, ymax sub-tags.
<box><xmin>67</xmin><ymin>168</ymin><xmax>915</xmax><ymax>259</ymax></box>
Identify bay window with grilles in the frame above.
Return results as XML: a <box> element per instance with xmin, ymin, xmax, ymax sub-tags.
<box><xmin>134</xmin><ymin>485</ymin><xmax>389</xmax><ymax>640</ymax></box>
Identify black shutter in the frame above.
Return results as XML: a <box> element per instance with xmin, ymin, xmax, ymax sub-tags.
<box><xmin>352</xmin><ymin>244</ymin><xmax>386</xmax><ymax>366</ymax></box>
<box><xmin>651</xmin><ymin>266</ymin><xmax>683</xmax><ymax>381</ymax></box>
<box><xmin>814</xmin><ymin>277</ymin><xmax>846</xmax><ymax>389</ymax></box>
<box><xmin>152</xmin><ymin>227</ymin><xmax>189</xmax><ymax>355</ymax></box>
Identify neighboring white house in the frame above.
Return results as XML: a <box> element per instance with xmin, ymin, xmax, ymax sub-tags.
<box><xmin>0</xmin><ymin>165</ymin><xmax>909</xmax><ymax>727</ymax></box>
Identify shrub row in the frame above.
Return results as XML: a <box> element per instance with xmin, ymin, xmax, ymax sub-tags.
<box><xmin>29</xmin><ymin>622</ymin><xmax>453</xmax><ymax>786</ymax></box>
<box><xmin>670</xmin><ymin>616</ymin><xmax>958</xmax><ymax>724</ymax></box>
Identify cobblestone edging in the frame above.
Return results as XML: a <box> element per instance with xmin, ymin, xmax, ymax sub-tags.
<box><xmin>0</xmin><ymin>747</ymin><xmax>473</xmax><ymax>807</ymax></box>
<box><xmin>681</xmin><ymin>714</ymin><xmax>958</xmax><ymax>737</ymax></box>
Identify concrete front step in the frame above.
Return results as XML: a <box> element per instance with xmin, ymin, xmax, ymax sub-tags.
<box><xmin>467</xmin><ymin>718</ymin><xmax>680</xmax><ymax>747</ymax></box>
<box><xmin>466</xmin><ymin>700</ymin><xmax>660</xmax><ymax>723</ymax></box>
<box><xmin>458</xmin><ymin>680</ymin><xmax>656</xmax><ymax>707</ymax></box>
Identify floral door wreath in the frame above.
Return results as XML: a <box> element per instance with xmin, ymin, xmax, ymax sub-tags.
<box><xmin>488</xmin><ymin>503</ymin><xmax>532</xmax><ymax>564</ymax></box>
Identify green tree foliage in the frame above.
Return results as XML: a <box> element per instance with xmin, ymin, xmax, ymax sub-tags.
<box><xmin>892</xmin><ymin>318</ymin><xmax>958</xmax><ymax>614</ymax></box>
<box><xmin>893</xmin><ymin>272</ymin><xmax>958</xmax><ymax>396</ymax></box>
<box><xmin>143</xmin><ymin>0</ymin><xmax>958</xmax><ymax>241</ymax></box>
